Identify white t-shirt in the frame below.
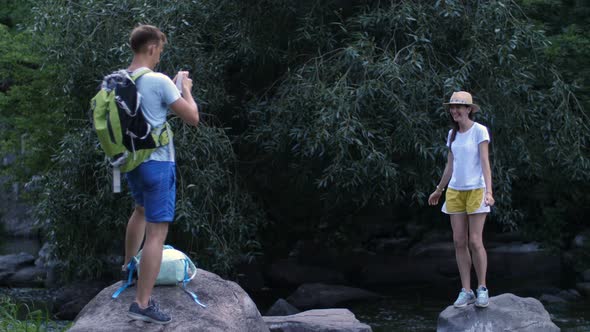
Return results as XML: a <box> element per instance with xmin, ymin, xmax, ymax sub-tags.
<box><xmin>133</xmin><ymin>68</ymin><xmax>181</xmax><ymax>162</ymax></box>
<box><xmin>447</xmin><ymin>122</ymin><xmax>490</xmax><ymax>190</ymax></box>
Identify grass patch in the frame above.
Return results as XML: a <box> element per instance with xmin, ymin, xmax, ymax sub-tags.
<box><xmin>0</xmin><ymin>295</ymin><xmax>70</xmax><ymax>332</ymax></box>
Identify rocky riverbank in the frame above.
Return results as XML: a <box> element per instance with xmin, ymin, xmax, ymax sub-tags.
<box><xmin>4</xmin><ymin>241</ymin><xmax>590</xmax><ymax>331</ymax></box>
<box><xmin>68</xmin><ymin>269</ymin><xmax>373</xmax><ymax>332</ymax></box>
<box><xmin>2</xmin><ymin>178</ymin><xmax>590</xmax><ymax>330</ymax></box>
<box><xmin>3</xmin><ymin>227</ymin><xmax>590</xmax><ymax>328</ymax></box>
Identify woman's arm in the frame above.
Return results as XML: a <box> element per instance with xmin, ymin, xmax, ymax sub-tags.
<box><xmin>479</xmin><ymin>141</ymin><xmax>495</xmax><ymax>206</ymax></box>
<box><xmin>428</xmin><ymin>150</ymin><xmax>453</xmax><ymax>206</ymax></box>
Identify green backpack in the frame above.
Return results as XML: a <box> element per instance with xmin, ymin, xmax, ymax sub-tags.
<box><xmin>91</xmin><ymin>68</ymin><xmax>173</xmax><ymax>192</ymax></box>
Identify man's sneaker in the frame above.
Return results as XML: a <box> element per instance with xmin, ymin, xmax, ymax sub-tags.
<box><xmin>128</xmin><ymin>301</ymin><xmax>172</xmax><ymax>325</ymax></box>
<box><xmin>475</xmin><ymin>286</ymin><xmax>489</xmax><ymax>308</ymax></box>
<box><xmin>148</xmin><ymin>297</ymin><xmax>158</xmax><ymax>308</ymax></box>
<box><xmin>453</xmin><ymin>288</ymin><xmax>476</xmax><ymax>308</ymax></box>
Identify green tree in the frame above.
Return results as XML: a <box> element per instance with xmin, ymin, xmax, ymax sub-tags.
<box><xmin>31</xmin><ymin>0</ymin><xmax>268</xmax><ymax>280</ymax></box>
<box><xmin>29</xmin><ymin>0</ymin><xmax>590</xmax><ymax>279</ymax></box>
<box><xmin>0</xmin><ymin>5</ymin><xmax>66</xmax><ymax>185</ymax></box>
<box><xmin>0</xmin><ymin>0</ymin><xmax>31</xmax><ymax>28</ymax></box>
<box><xmin>245</xmin><ymin>1</ymin><xmax>589</xmax><ymax>245</ymax></box>
<box><xmin>518</xmin><ymin>0</ymin><xmax>590</xmax><ymax>108</ymax></box>
<box><xmin>515</xmin><ymin>0</ymin><xmax>590</xmax><ymax>245</ymax></box>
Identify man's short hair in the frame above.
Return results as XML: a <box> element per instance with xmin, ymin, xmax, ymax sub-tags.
<box><xmin>129</xmin><ymin>25</ymin><xmax>167</xmax><ymax>53</ymax></box>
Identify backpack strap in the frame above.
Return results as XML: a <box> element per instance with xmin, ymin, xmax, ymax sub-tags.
<box><xmin>112</xmin><ymin>259</ymin><xmax>137</xmax><ymax>299</ymax></box>
<box><xmin>182</xmin><ymin>258</ymin><xmax>206</xmax><ymax>308</ymax></box>
<box><xmin>130</xmin><ymin>68</ymin><xmax>152</xmax><ymax>82</ymax></box>
<box><xmin>108</xmin><ymin>68</ymin><xmax>152</xmax><ymax>192</ymax></box>
<box><xmin>166</xmin><ymin>123</ymin><xmax>173</xmax><ymax>160</ymax></box>
<box><xmin>113</xmin><ymin>166</ymin><xmax>121</xmax><ymax>193</ymax></box>
<box><xmin>129</xmin><ymin>68</ymin><xmax>173</xmax><ymax>154</ymax></box>
<box><xmin>182</xmin><ymin>283</ymin><xmax>207</xmax><ymax>308</ymax></box>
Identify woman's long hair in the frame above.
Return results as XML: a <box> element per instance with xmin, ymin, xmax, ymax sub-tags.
<box><xmin>448</xmin><ymin>106</ymin><xmax>475</xmax><ymax>150</ymax></box>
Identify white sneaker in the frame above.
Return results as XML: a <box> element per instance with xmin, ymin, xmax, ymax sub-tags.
<box><xmin>453</xmin><ymin>288</ymin><xmax>475</xmax><ymax>308</ymax></box>
<box><xmin>475</xmin><ymin>286</ymin><xmax>489</xmax><ymax>308</ymax></box>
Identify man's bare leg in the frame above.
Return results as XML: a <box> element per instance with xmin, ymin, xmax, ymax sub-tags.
<box><xmin>124</xmin><ymin>206</ymin><xmax>146</xmax><ymax>268</ymax></box>
<box><xmin>135</xmin><ymin>222</ymin><xmax>168</xmax><ymax>308</ymax></box>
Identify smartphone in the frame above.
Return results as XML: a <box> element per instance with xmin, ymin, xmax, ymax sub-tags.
<box><xmin>176</xmin><ymin>72</ymin><xmax>184</xmax><ymax>94</ymax></box>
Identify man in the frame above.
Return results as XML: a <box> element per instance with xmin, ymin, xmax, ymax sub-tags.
<box><xmin>122</xmin><ymin>24</ymin><xmax>199</xmax><ymax>324</ymax></box>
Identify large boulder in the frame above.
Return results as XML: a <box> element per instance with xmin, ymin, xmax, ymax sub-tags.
<box><xmin>286</xmin><ymin>283</ymin><xmax>381</xmax><ymax>310</ymax></box>
<box><xmin>0</xmin><ymin>252</ymin><xmax>35</xmax><ymax>271</ymax></box>
<box><xmin>0</xmin><ymin>172</ymin><xmax>36</xmax><ymax>237</ymax></box>
<box><xmin>539</xmin><ymin>294</ymin><xmax>567</xmax><ymax>304</ymax></box>
<box><xmin>363</xmin><ymin>240</ymin><xmax>561</xmax><ymax>289</ymax></box>
<box><xmin>265</xmin><ymin>298</ymin><xmax>300</xmax><ymax>316</ymax></box>
<box><xmin>0</xmin><ymin>201</ymin><xmax>36</xmax><ymax>237</ymax></box>
<box><xmin>68</xmin><ymin>269</ymin><xmax>269</xmax><ymax>332</ymax></box>
<box><xmin>4</xmin><ymin>266</ymin><xmax>46</xmax><ymax>287</ymax></box>
<box><xmin>437</xmin><ymin>293</ymin><xmax>559</xmax><ymax>332</ymax></box>
<box><xmin>0</xmin><ymin>253</ymin><xmax>36</xmax><ymax>286</ymax></box>
<box><xmin>263</xmin><ymin>309</ymin><xmax>372</xmax><ymax>332</ymax></box>
<box><xmin>53</xmin><ymin>281</ymin><xmax>107</xmax><ymax>320</ymax></box>
<box><xmin>555</xmin><ymin>289</ymin><xmax>581</xmax><ymax>301</ymax></box>
<box><xmin>488</xmin><ymin>243</ymin><xmax>561</xmax><ymax>287</ymax></box>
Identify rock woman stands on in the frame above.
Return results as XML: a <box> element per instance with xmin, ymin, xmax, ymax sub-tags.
<box><xmin>428</xmin><ymin>91</ymin><xmax>495</xmax><ymax>308</ymax></box>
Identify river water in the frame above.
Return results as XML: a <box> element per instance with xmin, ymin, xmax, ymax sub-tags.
<box><xmin>347</xmin><ymin>286</ymin><xmax>590</xmax><ymax>331</ymax></box>
<box><xmin>250</xmin><ymin>281</ymin><xmax>590</xmax><ymax>331</ymax></box>
<box><xmin>2</xmin><ymin>238</ymin><xmax>590</xmax><ymax>331</ymax></box>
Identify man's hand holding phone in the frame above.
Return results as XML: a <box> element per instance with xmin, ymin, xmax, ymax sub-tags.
<box><xmin>174</xmin><ymin>71</ymin><xmax>193</xmax><ymax>96</ymax></box>
<box><xmin>170</xmin><ymin>70</ymin><xmax>199</xmax><ymax>126</ymax></box>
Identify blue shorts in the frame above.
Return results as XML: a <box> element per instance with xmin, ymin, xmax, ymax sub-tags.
<box><xmin>125</xmin><ymin>161</ymin><xmax>176</xmax><ymax>223</ymax></box>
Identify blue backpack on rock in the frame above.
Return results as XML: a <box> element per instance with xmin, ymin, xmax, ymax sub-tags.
<box><xmin>112</xmin><ymin>245</ymin><xmax>206</xmax><ymax>308</ymax></box>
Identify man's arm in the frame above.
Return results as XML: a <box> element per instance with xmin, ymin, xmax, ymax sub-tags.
<box><xmin>170</xmin><ymin>73</ymin><xmax>199</xmax><ymax>126</ymax></box>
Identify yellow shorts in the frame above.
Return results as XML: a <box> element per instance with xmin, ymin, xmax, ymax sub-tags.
<box><xmin>442</xmin><ymin>188</ymin><xmax>490</xmax><ymax>215</ymax></box>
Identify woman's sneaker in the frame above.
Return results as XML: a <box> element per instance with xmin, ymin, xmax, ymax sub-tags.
<box><xmin>128</xmin><ymin>301</ymin><xmax>172</xmax><ymax>325</ymax></box>
<box><xmin>475</xmin><ymin>286</ymin><xmax>489</xmax><ymax>308</ymax></box>
<box><xmin>453</xmin><ymin>288</ymin><xmax>476</xmax><ymax>308</ymax></box>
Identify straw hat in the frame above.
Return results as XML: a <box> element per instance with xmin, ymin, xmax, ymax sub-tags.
<box><xmin>443</xmin><ymin>91</ymin><xmax>480</xmax><ymax>112</ymax></box>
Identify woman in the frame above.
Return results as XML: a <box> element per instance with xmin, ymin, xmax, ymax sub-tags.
<box><xmin>428</xmin><ymin>91</ymin><xmax>495</xmax><ymax>308</ymax></box>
